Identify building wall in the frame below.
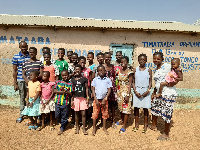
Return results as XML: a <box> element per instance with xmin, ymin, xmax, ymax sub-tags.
<box><xmin>0</xmin><ymin>26</ymin><xmax>200</xmax><ymax>106</ymax></box>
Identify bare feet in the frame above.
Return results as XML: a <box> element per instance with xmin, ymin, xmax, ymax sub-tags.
<box><xmin>58</xmin><ymin>130</ymin><xmax>63</xmax><ymax>135</ymax></box>
<box><xmin>157</xmin><ymin>133</ymin><xmax>170</xmax><ymax>141</ymax></box>
<box><xmin>92</xmin><ymin>128</ymin><xmax>96</xmax><ymax>136</ymax></box>
<box><xmin>112</xmin><ymin>122</ymin><xmax>117</xmax><ymax>129</ymax></box>
<box><xmin>103</xmin><ymin>129</ymin><xmax>109</xmax><ymax>135</ymax></box>
<box><xmin>75</xmin><ymin>128</ymin><xmax>79</xmax><ymax>134</ymax></box>
<box><xmin>149</xmin><ymin>125</ymin><xmax>157</xmax><ymax>131</ymax></box>
<box><xmin>82</xmin><ymin>128</ymin><xmax>88</xmax><ymax>135</ymax></box>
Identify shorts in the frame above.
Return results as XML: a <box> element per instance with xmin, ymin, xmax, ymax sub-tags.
<box><xmin>72</xmin><ymin>97</ymin><xmax>88</xmax><ymax>111</ymax></box>
<box><xmin>92</xmin><ymin>100</ymin><xmax>109</xmax><ymax>120</ymax></box>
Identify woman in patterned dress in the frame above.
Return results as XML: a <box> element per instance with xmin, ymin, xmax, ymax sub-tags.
<box><xmin>151</xmin><ymin>52</ymin><xmax>180</xmax><ymax>141</ymax></box>
<box><xmin>116</xmin><ymin>56</ymin><xmax>133</xmax><ymax>133</ymax></box>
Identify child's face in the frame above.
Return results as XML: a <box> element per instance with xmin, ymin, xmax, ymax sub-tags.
<box><xmin>29</xmin><ymin>49</ymin><xmax>37</xmax><ymax>59</ymax></box>
<box><xmin>171</xmin><ymin>60</ymin><xmax>179</xmax><ymax>69</ymax></box>
<box><xmin>116</xmin><ymin>52</ymin><xmax>122</xmax><ymax>61</ymax></box>
<box><xmin>104</xmin><ymin>54</ymin><xmax>112</xmax><ymax>64</ymax></box>
<box><xmin>42</xmin><ymin>72</ymin><xmax>50</xmax><ymax>81</ymax></box>
<box><xmin>153</xmin><ymin>54</ymin><xmax>163</xmax><ymax>66</ymax></box>
<box><xmin>97</xmin><ymin>55</ymin><xmax>104</xmax><ymax>64</ymax></box>
<box><xmin>61</xmin><ymin>71</ymin><xmax>69</xmax><ymax>81</ymax></box>
<box><xmin>138</xmin><ymin>56</ymin><xmax>147</xmax><ymax>66</ymax></box>
<box><xmin>58</xmin><ymin>50</ymin><xmax>65</xmax><ymax>59</ymax></box>
<box><xmin>44</xmin><ymin>54</ymin><xmax>51</xmax><ymax>63</ymax></box>
<box><xmin>19</xmin><ymin>42</ymin><xmax>28</xmax><ymax>54</ymax></box>
<box><xmin>87</xmin><ymin>54</ymin><xmax>94</xmax><ymax>63</ymax></box>
<box><xmin>71</xmin><ymin>55</ymin><xmax>78</xmax><ymax>64</ymax></box>
<box><xmin>79</xmin><ymin>59</ymin><xmax>86</xmax><ymax>69</ymax></box>
<box><xmin>30</xmin><ymin>72</ymin><xmax>37</xmax><ymax>81</ymax></box>
<box><xmin>42</xmin><ymin>49</ymin><xmax>50</xmax><ymax>54</ymax></box>
<box><xmin>67</xmin><ymin>51</ymin><xmax>73</xmax><ymax>60</ymax></box>
<box><xmin>98</xmin><ymin>66</ymin><xmax>105</xmax><ymax>77</ymax></box>
<box><xmin>121</xmin><ymin>58</ymin><xmax>128</xmax><ymax>68</ymax></box>
<box><xmin>74</xmin><ymin>67</ymin><xmax>81</xmax><ymax>76</ymax></box>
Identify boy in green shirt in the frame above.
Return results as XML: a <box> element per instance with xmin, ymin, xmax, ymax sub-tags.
<box><xmin>55</xmin><ymin>48</ymin><xmax>68</xmax><ymax>80</ymax></box>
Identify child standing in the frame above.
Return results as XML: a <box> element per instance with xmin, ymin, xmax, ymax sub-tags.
<box><xmin>55</xmin><ymin>48</ymin><xmax>68</xmax><ymax>80</ymax></box>
<box><xmin>132</xmin><ymin>54</ymin><xmax>152</xmax><ymax>133</ymax></box>
<box><xmin>91</xmin><ymin>65</ymin><xmax>112</xmax><ymax>136</ymax></box>
<box><xmin>38</xmin><ymin>71</ymin><xmax>55</xmax><ymax>131</ymax></box>
<box><xmin>40</xmin><ymin>47</ymin><xmax>55</xmax><ymax>65</ymax></box>
<box><xmin>111</xmin><ymin>51</ymin><xmax>122</xmax><ymax>71</ymax></box>
<box><xmin>22</xmin><ymin>47</ymin><xmax>43</xmax><ymax>84</ymax></box>
<box><xmin>43</xmin><ymin>52</ymin><xmax>59</xmax><ymax>82</ymax></box>
<box><xmin>116</xmin><ymin>56</ymin><xmax>133</xmax><ymax>133</ymax></box>
<box><xmin>68</xmin><ymin>52</ymin><xmax>78</xmax><ymax>79</ymax></box>
<box><xmin>22</xmin><ymin>71</ymin><xmax>41</xmax><ymax>130</ymax></box>
<box><xmin>92</xmin><ymin>52</ymin><xmax>104</xmax><ymax>79</ymax></box>
<box><xmin>54</xmin><ymin>70</ymin><xmax>73</xmax><ymax>135</ymax></box>
<box><xmin>71</xmin><ymin>64</ymin><xmax>89</xmax><ymax>135</ymax></box>
<box><xmin>156</xmin><ymin>58</ymin><xmax>183</xmax><ymax>98</ymax></box>
<box><xmin>103</xmin><ymin>52</ymin><xmax>117</xmax><ymax>128</ymax></box>
<box><xmin>87</xmin><ymin>52</ymin><xmax>96</xmax><ymax>70</ymax></box>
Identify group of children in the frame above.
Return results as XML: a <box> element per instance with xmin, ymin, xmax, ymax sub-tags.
<box><xmin>13</xmin><ymin>41</ymin><xmax>183</xmax><ymax>140</ymax></box>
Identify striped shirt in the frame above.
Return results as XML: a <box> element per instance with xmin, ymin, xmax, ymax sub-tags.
<box><xmin>12</xmin><ymin>51</ymin><xmax>30</xmax><ymax>81</ymax></box>
<box><xmin>22</xmin><ymin>60</ymin><xmax>43</xmax><ymax>79</ymax></box>
<box><xmin>54</xmin><ymin>80</ymin><xmax>73</xmax><ymax>105</ymax></box>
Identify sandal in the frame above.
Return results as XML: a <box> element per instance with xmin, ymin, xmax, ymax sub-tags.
<box><xmin>50</xmin><ymin>127</ymin><xmax>55</xmax><ymax>131</ymax></box>
<box><xmin>37</xmin><ymin>126</ymin><xmax>43</xmax><ymax>131</ymax></box>
<box><xmin>28</xmin><ymin>126</ymin><xmax>35</xmax><ymax>130</ymax></box>
<box><xmin>119</xmin><ymin>128</ymin><xmax>126</xmax><ymax>133</ymax></box>
<box><xmin>132</xmin><ymin>127</ymin><xmax>138</xmax><ymax>132</ymax></box>
<box><xmin>16</xmin><ymin>118</ymin><xmax>23</xmax><ymax>123</ymax></box>
<box><xmin>142</xmin><ymin>129</ymin><xmax>147</xmax><ymax>134</ymax></box>
<box><xmin>34</xmin><ymin>126</ymin><xmax>39</xmax><ymax>130</ymax></box>
<box><xmin>25</xmin><ymin>121</ymin><xmax>31</xmax><ymax>126</ymax></box>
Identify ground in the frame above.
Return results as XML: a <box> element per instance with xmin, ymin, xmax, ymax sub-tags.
<box><xmin>0</xmin><ymin>105</ymin><xmax>199</xmax><ymax>150</ymax></box>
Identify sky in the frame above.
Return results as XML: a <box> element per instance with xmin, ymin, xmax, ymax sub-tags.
<box><xmin>0</xmin><ymin>0</ymin><xmax>199</xmax><ymax>25</ymax></box>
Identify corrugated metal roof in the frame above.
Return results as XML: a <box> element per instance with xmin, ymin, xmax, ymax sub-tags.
<box><xmin>0</xmin><ymin>14</ymin><xmax>200</xmax><ymax>33</ymax></box>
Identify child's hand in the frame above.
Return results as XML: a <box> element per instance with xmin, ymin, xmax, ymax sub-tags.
<box><xmin>142</xmin><ymin>91</ymin><xmax>149</xmax><ymax>97</ymax></box>
<box><xmin>135</xmin><ymin>91</ymin><xmax>142</xmax><ymax>98</ymax></box>
<box><xmin>29</xmin><ymin>102</ymin><xmax>33</xmax><ymax>108</ymax></box>
<box><xmin>151</xmin><ymin>94</ymin><xmax>155</xmax><ymax>101</ymax></box>
<box><xmin>60</xmin><ymin>87</ymin><xmax>65</xmax><ymax>91</ymax></box>
<box><xmin>71</xmin><ymin>101</ymin><xmax>74</xmax><ymax>108</ymax></box>
<box><xmin>14</xmin><ymin>83</ymin><xmax>19</xmax><ymax>92</ymax></box>
<box><xmin>26</xmin><ymin>101</ymin><xmax>29</xmax><ymax>107</ymax></box>
<box><xmin>155</xmin><ymin>93</ymin><xmax>162</xmax><ymax>98</ymax></box>
<box><xmin>95</xmin><ymin>98</ymin><xmax>99</xmax><ymax>107</ymax></box>
<box><xmin>102</xmin><ymin>99</ymin><xmax>106</xmax><ymax>108</ymax></box>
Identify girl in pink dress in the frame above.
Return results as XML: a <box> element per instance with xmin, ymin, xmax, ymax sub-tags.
<box><xmin>37</xmin><ymin>71</ymin><xmax>55</xmax><ymax>131</ymax></box>
<box><xmin>156</xmin><ymin>58</ymin><xmax>183</xmax><ymax>98</ymax></box>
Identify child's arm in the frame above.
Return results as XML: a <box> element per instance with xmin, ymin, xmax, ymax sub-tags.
<box><xmin>155</xmin><ymin>81</ymin><xmax>168</xmax><ymax>98</ymax></box>
<box><xmin>22</xmin><ymin>69</ymin><xmax>29</xmax><ymax>84</ymax></box>
<box><xmin>142</xmin><ymin>69</ymin><xmax>152</xmax><ymax>97</ymax></box>
<box><xmin>29</xmin><ymin>91</ymin><xmax>40</xmax><ymax>107</ymax></box>
<box><xmin>132</xmin><ymin>68</ymin><xmax>142</xmax><ymax>98</ymax></box>
<box><xmin>54</xmin><ymin>89</ymin><xmax>65</xmax><ymax>95</ymax></box>
<box><xmin>92</xmin><ymin>86</ymin><xmax>99</xmax><ymax>107</ymax></box>
<box><xmin>151</xmin><ymin>87</ymin><xmax>157</xmax><ymax>101</ymax></box>
<box><xmin>46</xmin><ymin>87</ymin><xmax>55</xmax><ymax>104</ymax></box>
<box><xmin>102</xmin><ymin>87</ymin><xmax>111</xmax><ymax>108</ymax></box>
<box><xmin>175</xmin><ymin>70</ymin><xmax>183</xmax><ymax>81</ymax></box>
<box><xmin>25</xmin><ymin>88</ymin><xmax>29</xmax><ymax>107</ymax></box>
<box><xmin>85</xmin><ymin>82</ymin><xmax>89</xmax><ymax>105</ymax></box>
<box><xmin>92</xmin><ymin>71</ymin><xmax>95</xmax><ymax>80</ymax></box>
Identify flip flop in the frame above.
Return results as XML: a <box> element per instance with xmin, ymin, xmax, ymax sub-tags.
<box><xmin>34</xmin><ymin>126</ymin><xmax>39</xmax><ymax>130</ymax></box>
<box><xmin>50</xmin><ymin>127</ymin><xmax>55</xmax><ymax>131</ymax></box>
<box><xmin>28</xmin><ymin>126</ymin><xmax>35</xmax><ymax>130</ymax></box>
<box><xmin>132</xmin><ymin>127</ymin><xmax>138</xmax><ymax>132</ymax></box>
<box><xmin>142</xmin><ymin>129</ymin><xmax>147</xmax><ymax>134</ymax></box>
<box><xmin>16</xmin><ymin>118</ymin><xmax>23</xmax><ymax>123</ymax></box>
<box><xmin>119</xmin><ymin>128</ymin><xmax>126</xmax><ymax>133</ymax></box>
<box><xmin>37</xmin><ymin>126</ymin><xmax>43</xmax><ymax>131</ymax></box>
<box><xmin>25</xmin><ymin>121</ymin><xmax>31</xmax><ymax>126</ymax></box>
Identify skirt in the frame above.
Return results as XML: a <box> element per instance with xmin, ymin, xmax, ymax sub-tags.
<box><xmin>151</xmin><ymin>95</ymin><xmax>177</xmax><ymax>123</ymax></box>
<box><xmin>72</xmin><ymin>97</ymin><xmax>88</xmax><ymax>111</ymax></box>
<box><xmin>40</xmin><ymin>99</ymin><xmax>55</xmax><ymax>114</ymax></box>
<box><xmin>22</xmin><ymin>97</ymin><xmax>40</xmax><ymax>117</ymax></box>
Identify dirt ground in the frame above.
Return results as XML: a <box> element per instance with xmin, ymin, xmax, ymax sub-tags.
<box><xmin>0</xmin><ymin>105</ymin><xmax>199</xmax><ymax>150</ymax></box>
